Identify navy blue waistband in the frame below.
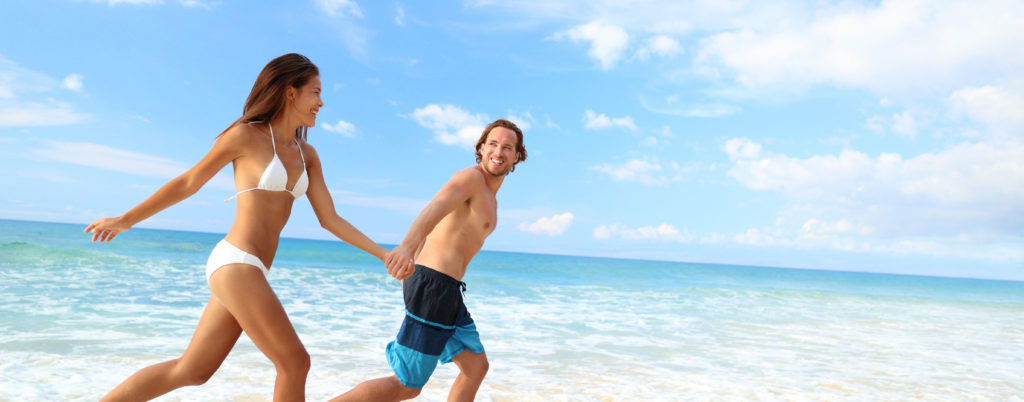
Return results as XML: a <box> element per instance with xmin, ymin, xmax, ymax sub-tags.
<box><xmin>414</xmin><ymin>265</ymin><xmax>467</xmax><ymax>291</ymax></box>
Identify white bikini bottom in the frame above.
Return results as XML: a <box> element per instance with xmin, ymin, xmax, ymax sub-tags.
<box><xmin>205</xmin><ymin>239</ymin><xmax>269</xmax><ymax>281</ymax></box>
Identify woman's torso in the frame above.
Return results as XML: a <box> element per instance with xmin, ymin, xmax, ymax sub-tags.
<box><xmin>222</xmin><ymin>124</ymin><xmax>307</xmax><ymax>269</ymax></box>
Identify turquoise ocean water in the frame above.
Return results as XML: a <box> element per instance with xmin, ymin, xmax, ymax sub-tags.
<box><xmin>1</xmin><ymin>218</ymin><xmax>1022</xmax><ymax>401</ymax></box>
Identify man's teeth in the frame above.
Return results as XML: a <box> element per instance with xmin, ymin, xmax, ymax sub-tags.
<box><xmin>490</xmin><ymin>158</ymin><xmax>503</xmax><ymax>165</ymax></box>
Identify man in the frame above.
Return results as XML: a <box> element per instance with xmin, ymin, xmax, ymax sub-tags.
<box><xmin>331</xmin><ymin>119</ymin><xmax>526</xmax><ymax>401</ymax></box>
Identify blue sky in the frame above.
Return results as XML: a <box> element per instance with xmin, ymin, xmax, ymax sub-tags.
<box><xmin>1</xmin><ymin>0</ymin><xmax>1022</xmax><ymax>280</ymax></box>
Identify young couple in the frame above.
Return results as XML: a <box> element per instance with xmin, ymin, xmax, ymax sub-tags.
<box><xmin>85</xmin><ymin>53</ymin><xmax>526</xmax><ymax>401</ymax></box>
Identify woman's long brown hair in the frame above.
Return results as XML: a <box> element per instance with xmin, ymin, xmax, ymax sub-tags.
<box><xmin>221</xmin><ymin>53</ymin><xmax>319</xmax><ymax>141</ymax></box>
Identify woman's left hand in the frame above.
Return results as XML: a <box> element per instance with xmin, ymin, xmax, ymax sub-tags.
<box><xmin>84</xmin><ymin>216</ymin><xmax>132</xmax><ymax>243</ymax></box>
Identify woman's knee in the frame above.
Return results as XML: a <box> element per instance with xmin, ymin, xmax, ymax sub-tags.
<box><xmin>272</xmin><ymin>346</ymin><xmax>310</xmax><ymax>375</ymax></box>
<box><xmin>171</xmin><ymin>358</ymin><xmax>218</xmax><ymax>386</ymax></box>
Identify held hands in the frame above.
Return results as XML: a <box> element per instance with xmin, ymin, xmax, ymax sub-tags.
<box><xmin>384</xmin><ymin>245</ymin><xmax>416</xmax><ymax>281</ymax></box>
<box><xmin>84</xmin><ymin>216</ymin><xmax>131</xmax><ymax>243</ymax></box>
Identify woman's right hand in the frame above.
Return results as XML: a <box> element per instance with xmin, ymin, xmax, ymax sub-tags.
<box><xmin>384</xmin><ymin>245</ymin><xmax>416</xmax><ymax>281</ymax></box>
<box><xmin>84</xmin><ymin>216</ymin><xmax>132</xmax><ymax>243</ymax></box>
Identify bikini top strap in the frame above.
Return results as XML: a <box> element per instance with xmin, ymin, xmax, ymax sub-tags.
<box><xmin>268</xmin><ymin>124</ymin><xmax>277</xmax><ymax>154</ymax></box>
<box><xmin>297</xmin><ymin>138</ymin><xmax>305</xmax><ymax>167</ymax></box>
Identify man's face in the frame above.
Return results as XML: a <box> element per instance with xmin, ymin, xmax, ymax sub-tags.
<box><xmin>479</xmin><ymin>127</ymin><xmax>518</xmax><ymax>176</ymax></box>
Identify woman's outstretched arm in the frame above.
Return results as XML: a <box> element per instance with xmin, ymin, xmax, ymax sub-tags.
<box><xmin>85</xmin><ymin>125</ymin><xmax>246</xmax><ymax>242</ymax></box>
<box><xmin>302</xmin><ymin>143</ymin><xmax>389</xmax><ymax>262</ymax></box>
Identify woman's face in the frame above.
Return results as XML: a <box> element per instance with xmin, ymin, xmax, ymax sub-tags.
<box><xmin>289</xmin><ymin>75</ymin><xmax>323</xmax><ymax>127</ymax></box>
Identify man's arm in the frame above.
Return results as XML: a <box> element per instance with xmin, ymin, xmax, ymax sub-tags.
<box><xmin>386</xmin><ymin>168</ymin><xmax>479</xmax><ymax>279</ymax></box>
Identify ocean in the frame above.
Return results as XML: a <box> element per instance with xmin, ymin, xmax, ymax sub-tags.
<box><xmin>1</xmin><ymin>219</ymin><xmax>1022</xmax><ymax>401</ymax></box>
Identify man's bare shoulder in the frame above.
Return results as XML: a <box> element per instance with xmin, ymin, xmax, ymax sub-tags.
<box><xmin>448</xmin><ymin>166</ymin><xmax>487</xmax><ymax>186</ymax></box>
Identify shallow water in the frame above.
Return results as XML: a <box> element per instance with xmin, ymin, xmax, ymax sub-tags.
<box><xmin>2</xmin><ymin>219</ymin><xmax>1023</xmax><ymax>401</ymax></box>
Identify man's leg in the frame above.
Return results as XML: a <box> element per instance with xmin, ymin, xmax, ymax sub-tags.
<box><xmin>448</xmin><ymin>351</ymin><xmax>488</xmax><ymax>402</ymax></box>
<box><xmin>330</xmin><ymin>376</ymin><xmax>420</xmax><ymax>402</ymax></box>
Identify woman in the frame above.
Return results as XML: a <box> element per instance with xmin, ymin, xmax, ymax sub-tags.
<box><xmin>85</xmin><ymin>53</ymin><xmax>387</xmax><ymax>401</ymax></box>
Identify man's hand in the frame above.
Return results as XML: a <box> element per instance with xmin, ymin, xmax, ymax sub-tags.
<box><xmin>384</xmin><ymin>245</ymin><xmax>416</xmax><ymax>280</ymax></box>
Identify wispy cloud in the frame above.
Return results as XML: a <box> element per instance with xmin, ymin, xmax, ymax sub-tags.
<box><xmin>0</xmin><ymin>101</ymin><xmax>90</xmax><ymax>126</ymax></box>
<box><xmin>634</xmin><ymin>35</ymin><xmax>681</xmax><ymax>60</ymax></box>
<box><xmin>314</xmin><ymin>0</ymin><xmax>363</xmax><ymax>18</ymax></box>
<box><xmin>594</xmin><ymin>223</ymin><xmax>693</xmax><ymax>242</ymax></box>
<box><xmin>35</xmin><ymin>141</ymin><xmax>188</xmax><ymax>177</ymax></box>
<box><xmin>179</xmin><ymin>0</ymin><xmax>212</xmax><ymax>9</ymax></box>
<box><xmin>0</xmin><ymin>55</ymin><xmax>89</xmax><ymax>126</ymax></box>
<box><xmin>394</xmin><ymin>4</ymin><xmax>405</xmax><ymax>26</ymax></box>
<box><xmin>506</xmin><ymin>111</ymin><xmax>535</xmax><ymax>130</ymax></box>
<box><xmin>315</xmin><ymin>0</ymin><xmax>373</xmax><ymax>62</ymax></box>
<box><xmin>593</xmin><ymin>156</ymin><xmax>700</xmax><ymax>186</ymax></box>
<box><xmin>639</xmin><ymin>96</ymin><xmax>740</xmax><ymax>118</ymax></box>
<box><xmin>103</xmin><ymin>0</ymin><xmax>162</xmax><ymax>5</ymax></box>
<box><xmin>582</xmin><ymin>109</ymin><xmax>635</xmax><ymax>131</ymax></box>
<box><xmin>329</xmin><ymin>190</ymin><xmax>427</xmax><ymax>215</ymax></box>
<box><xmin>31</xmin><ymin>140</ymin><xmax>234</xmax><ymax>189</ymax></box>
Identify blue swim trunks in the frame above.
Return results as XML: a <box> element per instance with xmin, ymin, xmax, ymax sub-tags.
<box><xmin>386</xmin><ymin>265</ymin><xmax>485</xmax><ymax>389</ymax></box>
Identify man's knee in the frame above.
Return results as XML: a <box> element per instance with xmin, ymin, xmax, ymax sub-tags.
<box><xmin>462</xmin><ymin>356</ymin><xmax>489</xmax><ymax>381</ymax></box>
<box><xmin>387</xmin><ymin>376</ymin><xmax>421</xmax><ymax>400</ymax></box>
<box><xmin>398</xmin><ymin>385</ymin><xmax>421</xmax><ymax>399</ymax></box>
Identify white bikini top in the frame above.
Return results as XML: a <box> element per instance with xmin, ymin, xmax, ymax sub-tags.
<box><xmin>226</xmin><ymin>124</ymin><xmax>308</xmax><ymax>202</ymax></box>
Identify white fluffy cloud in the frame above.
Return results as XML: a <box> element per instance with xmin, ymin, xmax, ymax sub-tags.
<box><xmin>726</xmin><ymin>138</ymin><xmax>1024</xmax><ymax>238</ymax></box>
<box><xmin>320</xmin><ymin>119</ymin><xmax>356</xmax><ymax>137</ymax></box>
<box><xmin>890</xmin><ymin>111</ymin><xmax>917</xmax><ymax>138</ymax></box>
<box><xmin>694</xmin><ymin>0</ymin><xmax>1024</xmax><ymax>95</ymax></box>
<box><xmin>518</xmin><ymin>213</ymin><xmax>574</xmax><ymax>236</ymax></box>
<box><xmin>60</xmin><ymin>74</ymin><xmax>84</xmax><ymax>92</ymax></box>
<box><xmin>594</xmin><ymin>223</ymin><xmax>692</xmax><ymax>242</ymax></box>
<box><xmin>948</xmin><ymin>83</ymin><xmax>1024</xmax><ymax>138</ymax></box>
<box><xmin>582</xmin><ymin>109</ymin><xmax>636</xmax><ymax>131</ymax></box>
<box><xmin>411</xmin><ymin>104</ymin><xmax>489</xmax><ymax>148</ymax></box>
<box><xmin>555</xmin><ymin>20</ymin><xmax>629</xmax><ymax>70</ymax></box>
<box><xmin>723</xmin><ymin>138</ymin><xmax>762</xmax><ymax>161</ymax></box>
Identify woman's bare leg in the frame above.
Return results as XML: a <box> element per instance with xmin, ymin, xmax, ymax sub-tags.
<box><xmin>101</xmin><ymin>296</ymin><xmax>243</xmax><ymax>402</ymax></box>
<box><xmin>208</xmin><ymin>264</ymin><xmax>310</xmax><ymax>402</ymax></box>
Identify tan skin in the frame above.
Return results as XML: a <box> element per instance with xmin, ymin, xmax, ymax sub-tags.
<box><xmin>331</xmin><ymin>127</ymin><xmax>521</xmax><ymax>402</ymax></box>
<box><xmin>85</xmin><ymin>75</ymin><xmax>388</xmax><ymax>402</ymax></box>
